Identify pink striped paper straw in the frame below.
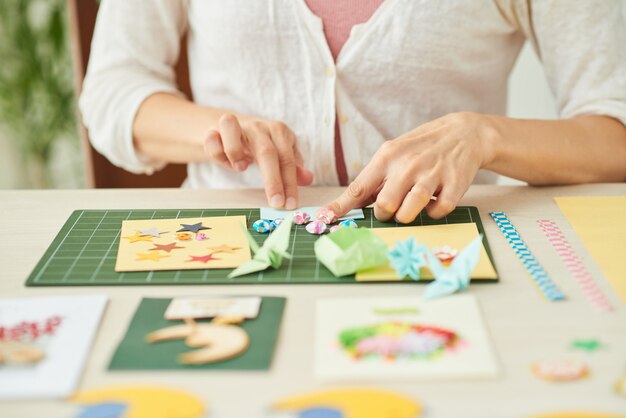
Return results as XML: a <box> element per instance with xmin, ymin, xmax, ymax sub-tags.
<box><xmin>537</xmin><ymin>219</ymin><xmax>614</xmax><ymax>312</ymax></box>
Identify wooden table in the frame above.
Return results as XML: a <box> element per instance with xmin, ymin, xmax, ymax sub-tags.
<box><xmin>1</xmin><ymin>185</ymin><xmax>625</xmax><ymax>418</ymax></box>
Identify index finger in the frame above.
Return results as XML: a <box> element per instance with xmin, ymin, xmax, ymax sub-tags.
<box><xmin>324</xmin><ymin>165</ymin><xmax>383</xmax><ymax>217</ymax></box>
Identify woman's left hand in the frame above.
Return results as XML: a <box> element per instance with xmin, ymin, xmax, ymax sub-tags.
<box><xmin>325</xmin><ymin>112</ymin><xmax>497</xmax><ymax>223</ymax></box>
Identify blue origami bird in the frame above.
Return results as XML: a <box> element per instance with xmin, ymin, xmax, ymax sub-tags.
<box><xmin>388</xmin><ymin>235</ymin><xmax>483</xmax><ymax>300</ymax></box>
<box><xmin>423</xmin><ymin>235</ymin><xmax>483</xmax><ymax>299</ymax></box>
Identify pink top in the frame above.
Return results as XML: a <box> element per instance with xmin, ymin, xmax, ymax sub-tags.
<box><xmin>305</xmin><ymin>0</ymin><xmax>384</xmax><ymax>185</ymax></box>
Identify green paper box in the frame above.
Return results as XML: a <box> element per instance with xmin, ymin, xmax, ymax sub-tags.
<box><xmin>314</xmin><ymin>228</ymin><xmax>389</xmax><ymax>277</ymax></box>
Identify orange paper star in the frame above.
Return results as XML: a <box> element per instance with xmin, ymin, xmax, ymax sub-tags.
<box><xmin>208</xmin><ymin>244</ymin><xmax>241</xmax><ymax>254</ymax></box>
<box><xmin>149</xmin><ymin>242</ymin><xmax>185</xmax><ymax>253</ymax></box>
<box><xmin>187</xmin><ymin>254</ymin><xmax>221</xmax><ymax>263</ymax></box>
<box><xmin>123</xmin><ymin>233</ymin><xmax>154</xmax><ymax>243</ymax></box>
<box><xmin>136</xmin><ymin>251</ymin><xmax>170</xmax><ymax>262</ymax></box>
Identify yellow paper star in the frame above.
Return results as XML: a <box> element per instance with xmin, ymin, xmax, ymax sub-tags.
<box><xmin>123</xmin><ymin>232</ymin><xmax>154</xmax><ymax>244</ymax></box>
<box><xmin>136</xmin><ymin>251</ymin><xmax>170</xmax><ymax>262</ymax></box>
<box><xmin>208</xmin><ymin>244</ymin><xmax>241</xmax><ymax>254</ymax></box>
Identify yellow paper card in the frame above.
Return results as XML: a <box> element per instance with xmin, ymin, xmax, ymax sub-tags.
<box><xmin>555</xmin><ymin>196</ymin><xmax>626</xmax><ymax>305</ymax></box>
<box><xmin>115</xmin><ymin>216</ymin><xmax>251</xmax><ymax>272</ymax></box>
<box><xmin>356</xmin><ymin>223</ymin><xmax>497</xmax><ymax>281</ymax></box>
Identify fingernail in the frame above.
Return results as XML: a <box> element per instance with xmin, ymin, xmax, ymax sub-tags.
<box><xmin>234</xmin><ymin>160</ymin><xmax>248</xmax><ymax>172</ymax></box>
<box><xmin>285</xmin><ymin>197</ymin><xmax>297</xmax><ymax>210</ymax></box>
<box><xmin>270</xmin><ymin>194</ymin><xmax>284</xmax><ymax>208</ymax></box>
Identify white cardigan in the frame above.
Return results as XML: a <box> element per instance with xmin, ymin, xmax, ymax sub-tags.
<box><xmin>79</xmin><ymin>0</ymin><xmax>626</xmax><ymax>188</ymax></box>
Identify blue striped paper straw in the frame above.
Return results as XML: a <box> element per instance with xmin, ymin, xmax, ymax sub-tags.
<box><xmin>490</xmin><ymin>211</ymin><xmax>565</xmax><ymax>301</ymax></box>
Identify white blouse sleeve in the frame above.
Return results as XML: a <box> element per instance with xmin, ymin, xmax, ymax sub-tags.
<box><xmin>78</xmin><ymin>0</ymin><xmax>188</xmax><ymax>174</ymax></box>
<box><xmin>528</xmin><ymin>0</ymin><xmax>626</xmax><ymax>126</ymax></box>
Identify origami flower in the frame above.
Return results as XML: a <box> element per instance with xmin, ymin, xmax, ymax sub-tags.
<box><xmin>387</xmin><ymin>238</ymin><xmax>428</xmax><ymax>280</ymax></box>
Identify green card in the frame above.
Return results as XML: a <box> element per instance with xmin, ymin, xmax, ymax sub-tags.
<box><xmin>109</xmin><ymin>297</ymin><xmax>286</xmax><ymax>370</ymax></box>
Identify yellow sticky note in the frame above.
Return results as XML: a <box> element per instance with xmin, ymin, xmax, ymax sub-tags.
<box><xmin>115</xmin><ymin>216</ymin><xmax>251</xmax><ymax>272</ymax></box>
<box><xmin>555</xmin><ymin>196</ymin><xmax>626</xmax><ymax>305</ymax></box>
<box><xmin>356</xmin><ymin>223</ymin><xmax>497</xmax><ymax>281</ymax></box>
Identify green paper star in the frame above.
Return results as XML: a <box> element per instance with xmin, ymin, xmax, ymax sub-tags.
<box><xmin>571</xmin><ymin>339</ymin><xmax>603</xmax><ymax>352</ymax></box>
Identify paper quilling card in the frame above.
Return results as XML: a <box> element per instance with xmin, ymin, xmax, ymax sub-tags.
<box><xmin>0</xmin><ymin>295</ymin><xmax>108</xmax><ymax>399</ymax></box>
<box><xmin>115</xmin><ymin>216</ymin><xmax>251</xmax><ymax>272</ymax></box>
<box><xmin>315</xmin><ymin>294</ymin><xmax>499</xmax><ymax>381</ymax></box>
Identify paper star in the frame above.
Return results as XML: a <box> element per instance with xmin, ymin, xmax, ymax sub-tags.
<box><xmin>208</xmin><ymin>244</ymin><xmax>241</xmax><ymax>254</ymax></box>
<box><xmin>123</xmin><ymin>233</ymin><xmax>154</xmax><ymax>243</ymax></box>
<box><xmin>177</xmin><ymin>223</ymin><xmax>211</xmax><ymax>233</ymax></box>
<box><xmin>149</xmin><ymin>242</ymin><xmax>184</xmax><ymax>253</ymax></box>
<box><xmin>187</xmin><ymin>253</ymin><xmax>221</xmax><ymax>263</ymax></box>
<box><xmin>136</xmin><ymin>251</ymin><xmax>170</xmax><ymax>261</ymax></box>
<box><xmin>137</xmin><ymin>227</ymin><xmax>167</xmax><ymax>237</ymax></box>
<box><xmin>571</xmin><ymin>339</ymin><xmax>603</xmax><ymax>352</ymax></box>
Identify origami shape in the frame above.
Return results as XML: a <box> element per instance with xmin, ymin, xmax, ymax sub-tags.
<box><xmin>227</xmin><ymin>218</ymin><xmax>294</xmax><ymax>278</ymax></box>
<box><xmin>314</xmin><ymin>228</ymin><xmax>388</xmax><ymax>277</ymax></box>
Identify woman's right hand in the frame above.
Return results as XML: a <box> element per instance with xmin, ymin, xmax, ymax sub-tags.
<box><xmin>203</xmin><ymin>113</ymin><xmax>314</xmax><ymax>210</ymax></box>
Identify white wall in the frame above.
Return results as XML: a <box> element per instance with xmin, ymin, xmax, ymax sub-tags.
<box><xmin>500</xmin><ymin>0</ymin><xmax>626</xmax><ymax>184</ymax></box>
<box><xmin>508</xmin><ymin>0</ymin><xmax>626</xmax><ymax>120</ymax></box>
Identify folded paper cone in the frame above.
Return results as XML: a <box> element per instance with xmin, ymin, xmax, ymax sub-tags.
<box><xmin>314</xmin><ymin>228</ymin><xmax>389</xmax><ymax>277</ymax></box>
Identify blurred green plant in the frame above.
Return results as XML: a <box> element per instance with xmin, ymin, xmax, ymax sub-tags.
<box><xmin>0</xmin><ymin>0</ymin><xmax>77</xmax><ymax>188</ymax></box>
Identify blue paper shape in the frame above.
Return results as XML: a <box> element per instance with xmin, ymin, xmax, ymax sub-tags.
<box><xmin>387</xmin><ymin>234</ymin><xmax>484</xmax><ymax>300</ymax></box>
<box><xmin>387</xmin><ymin>238</ymin><xmax>428</xmax><ymax>280</ymax></box>
<box><xmin>424</xmin><ymin>234</ymin><xmax>483</xmax><ymax>300</ymax></box>
<box><xmin>74</xmin><ymin>402</ymin><xmax>127</xmax><ymax>418</ymax></box>
<box><xmin>300</xmin><ymin>407</ymin><xmax>344</xmax><ymax>418</ymax></box>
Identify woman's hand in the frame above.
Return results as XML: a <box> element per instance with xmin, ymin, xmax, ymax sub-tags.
<box><xmin>325</xmin><ymin>112</ymin><xmax>496</xmax><ymax>223</ymax></box>
<box><xmin>204</xmin><ymin>113</ymin><xmax>314</xmax><ymax>210</ymax></box>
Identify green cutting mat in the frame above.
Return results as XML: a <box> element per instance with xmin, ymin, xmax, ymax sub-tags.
<box><xmin>25</xmin><ymin>207</ymin><xmax>497</xmax><ymax>286</ymax></box>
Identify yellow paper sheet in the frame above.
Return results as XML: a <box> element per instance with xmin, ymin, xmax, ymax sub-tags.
<box><xmin>555</xmin><ymin>196</ymin><xmax>626</xmax><ymax>305</ymax></box>
<box><xmin>355</xmin><ymin>223</ymin><xmax>497</xmax><ymax>281</ymax></box>
<box><xmin>115</xmin><ymin>216</ymin><xmax>251</xmax><ymax>272</ymax></box>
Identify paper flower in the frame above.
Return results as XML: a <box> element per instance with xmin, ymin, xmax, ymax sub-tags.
<box><xmin>316</xmin><ymin>208</ymin><xmax>338</xmax><ymax>224</ymax></box>
<box><xmin>305</xmin><ymin>220</ymin><xmax>327</xmax><ymax>235</ymax></box>
<box><xmin>339</xmin><ymin>219</ymin><xmax>358</xmax><ymax>228</ymax></box>
<box><xmin>387</xmin><ymin>238</ymin><xmax>428</xmax><ymax>280</ymax></box>
<box><xmin>253</xmin><ymin>219</ymin><xmax>273</xmax><ymax>234</ymax></box>
<box><xmin>293</xmin><ymin>211</ymin><xmax>311</xmax><ymax>225</ymax></box>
